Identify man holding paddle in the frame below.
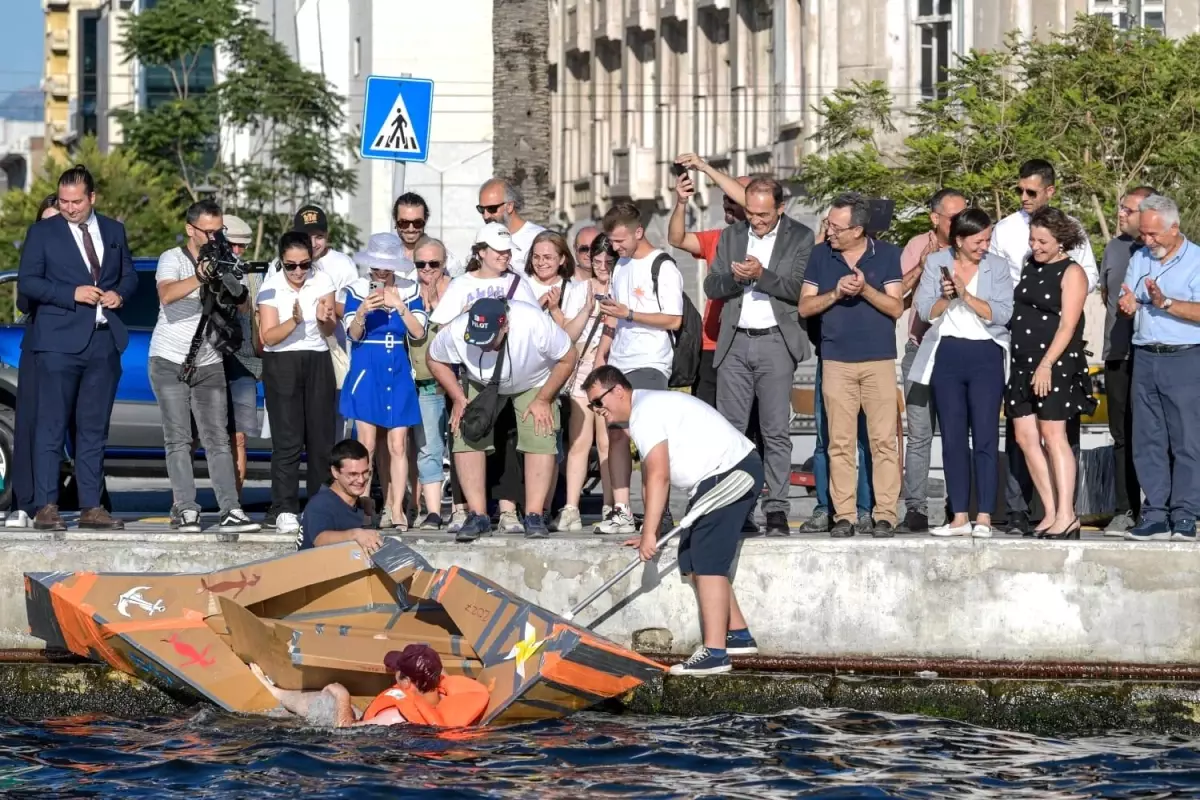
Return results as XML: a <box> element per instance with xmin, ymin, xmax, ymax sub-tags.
<box><xmin>582</xmin><ymin>365</ymin><xmax>765</xmax><ymax>676</ymax></box>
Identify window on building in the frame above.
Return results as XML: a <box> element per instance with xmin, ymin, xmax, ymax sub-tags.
<box><xmin>1089</xmin><ymin>1</ymin><xmax>1166</xmax><ymax>33</ymax></box>
<box><xmin>79</xmin><ymin>13</ymin><xmax>99</xmax><ymax>137</ymax></box>
<box><xmin>916</xmin><ymin>0</ymin><xmax>952</xmax><ymax>101</ymax></box>
<box><xmin>353</xmin><ymin>37</ymin><xmax>361</xmax><ymax>78</ymax></box>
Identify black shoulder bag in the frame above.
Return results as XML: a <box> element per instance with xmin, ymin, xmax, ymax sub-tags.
<box><xmin>458</xmin><ymin>274</ymin><xmax>521</xmax><ymax>441</ymax></box>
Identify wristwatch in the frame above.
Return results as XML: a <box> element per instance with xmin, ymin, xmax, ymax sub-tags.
<box><xmin>626</xmin><ymin>309</ymin><xmax>635</xmax><ymax>322</ymax></box>
<box><xmin>1163</xmin><ymin>297</ymin><xmax>1174</xmax><ymax>311</ymax></box>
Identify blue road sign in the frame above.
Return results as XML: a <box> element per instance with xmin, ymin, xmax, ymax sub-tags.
<box><xmin>359</xmin><ymin>76</ymin><xmax>435</xmax><ymax>163</ymax></box>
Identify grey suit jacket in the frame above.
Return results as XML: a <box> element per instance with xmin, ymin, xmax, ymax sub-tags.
<box><xmin>703</xmin><ymin>214</ymin><xmax>815</xmax><ymax>366</ymax></box>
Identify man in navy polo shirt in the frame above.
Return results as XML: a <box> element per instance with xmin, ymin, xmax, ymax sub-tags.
<box><xmin>800</xmin><ymin>192</ymin><xmax>904</xmax><ymax>538</ymax></box>
<box><xmin>297</xmin><ymin>439</ymin><xmax>384</xmax><ymax>552</ymax></box>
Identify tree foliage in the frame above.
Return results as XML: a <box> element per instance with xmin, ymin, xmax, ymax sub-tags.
<box><xmin>801</xmin><ymin>16</ymin><xmax>1200</xmax><ymax>249</ymax></box>
<box><xmin>116</xmin><ymin>0</ymin><xmax>359</xmax><ymax>256</ymax></box>
<box><xmin>0</xmin><ymin>139</ymin><xmax>185</xmax><ymax>320</ymax></box>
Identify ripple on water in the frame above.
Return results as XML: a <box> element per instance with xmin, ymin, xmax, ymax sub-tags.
<box><xmin>0</xmin><ymin>707</ymin><xmax>1195</xmax><ymax>798</ymax></box>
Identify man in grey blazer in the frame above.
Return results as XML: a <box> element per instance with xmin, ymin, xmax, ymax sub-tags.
<box><xmin>703</xmin><ymin>178</ymin><xmax>814</xmax><ymax>536</ymax></box>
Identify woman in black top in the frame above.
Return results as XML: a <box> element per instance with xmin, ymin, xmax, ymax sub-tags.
<box><xmin>1005</xmin><ymin>207</ymin><xmax>1092</xmax><ymax>539</ymax></box>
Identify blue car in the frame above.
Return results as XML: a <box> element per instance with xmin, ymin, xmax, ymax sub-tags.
<box><xmin>0</xmin><ymin>258</ymin><xmax>274</xmax><ymax>509</ymax></box>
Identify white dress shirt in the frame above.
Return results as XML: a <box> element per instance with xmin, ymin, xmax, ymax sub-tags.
<box><xmin>737</xmin><ymin>222</ymin><xmax>780</xmax><ymax>329</ymax></box>
<box><xmin>68</xmin><ymin>212</ymin><xmax>106</xmax><ymax>324</ymax></box>
<box><xmin>989</xmin><ymin>209</ymin><xmax>1099</xmax><ymax>293</ymax></box>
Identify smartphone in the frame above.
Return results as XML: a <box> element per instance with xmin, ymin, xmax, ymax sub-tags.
<box><xmin>670</xmin><ymin>163</ymin><xmax>687</xmax><ymax>177</ymax></box>
<box><xmin>594</xmin><ymin>293</ymin><xmax>609</xmax><ymax>303</ymax></box>
<box><xmin>369</xmin><ymin>279</ymin><xmax>385</xmax><ymax>293</ymax></box>
<box><xmin>940</xmin><ymin>266</ymin><xmax>957</xmax><ymax>299</ymax></box>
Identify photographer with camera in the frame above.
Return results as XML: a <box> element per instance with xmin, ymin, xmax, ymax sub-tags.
<box><xmin>149</xmin><ymin>200</ymin><xmax>261</xmax><ymax>534</ymax></box>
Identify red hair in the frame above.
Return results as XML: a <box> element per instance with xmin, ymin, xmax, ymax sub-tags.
<box><xmin>383</xmin><ymin>644</ymin><xmax>442</xmax><ymax>693</ymax></box>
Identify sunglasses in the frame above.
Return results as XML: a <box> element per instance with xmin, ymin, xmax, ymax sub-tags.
<box><xmin>1015</xmin><ymin>187</ymin><xmax>1041</xmax><ymax>199</ymax></box>
<box><xmin>476</xmin><ymin>203</ymin><xmax>505</xmax><ymax>215</ymax></box>
<box><xmin>415</xmin><ymin>260</ymin><xmax>443</xmax><ymax>270</ymax></box>
<box><xmin>576</xmin><ymin>245</ymin><xmax>591</xmax><ymax>254</ymax></box>
<box><xmin>395</xmin><ymin>218</ymin><xmax>425</xmax><ymax>230</ymax></box>
<box><xmin>282</xmin><ymin>260</ymin><xmax>312</xmax><ymax>272</ymax></box>
<box><xmin>587</xmin><ymin>385</ymin><xmax>617</xmax><ymax>411</ymax></box>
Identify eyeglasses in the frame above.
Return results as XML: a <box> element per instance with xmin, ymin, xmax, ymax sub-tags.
<box><xmin>476</xmin><ymin>203</ymin><xmax>505</xmax><ymax>215</ymax></box>
<box><xmin>415</xmin><ymin>260</ymin><xmax>442</xmax><ymax>270</ymax></box>
<box><xmin>282</xmin><ymin>260</ymin><xmax>312</xmax><ymax>272</ymax></box>
<box><xmin>1118</xmin><ymin>205</ymin><xmax>1140</xmax><ymax>216</ymax></box>
<box><xmin>395</xmin><ymin>218</ymin><xmax>426</xmax><ymax>230</ymax></box>
<box><xmin>825</xmin><ymin>222</ymin><xmax>854</xmax><ymax>237</ymax></box>
<box><xmin>1015</xmin><ymin>187</ymin><xmax>1041</xmax><ymax>199</ymax></box>
<box><xmin>587</xmin><ymin>385</ymin><xmax>617</xmax><ymax>411</ymax></box>
<box><xmin>193</xmin><ymin>226</ymin><xmax>223</xmax><ymax>237</ymax></box>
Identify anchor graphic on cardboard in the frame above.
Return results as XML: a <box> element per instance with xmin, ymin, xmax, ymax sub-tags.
<box><xmin>116</xmin><ymin>586</ymin><xmax>166</xmax><ymax>618</ymax></box>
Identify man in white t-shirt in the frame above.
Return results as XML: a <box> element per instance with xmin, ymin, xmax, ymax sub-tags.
<box><xmin>478</xmin><ymin>178</ymin><xmax>545</xmax><ymax>270</ymax></box>
<box><xmin>427</xmin><ymin>297</ymin><xmax>578</xmax><ymax>541</ymax></box>
<box><xmin>584</xmin><ymin>365</ymin><xmax>765</xmax><ymax>676</ymax></box>
<box><xmin>149</xmin><ymin>199</ymin><xmax>261</xmax><ymax>534</ymax></box>
<box><xmin>594</xmin><ymin>201</ymin><xmax>684</xmax><ymax>535</ymax></box>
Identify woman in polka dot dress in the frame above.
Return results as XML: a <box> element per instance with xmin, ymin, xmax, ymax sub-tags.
<box><xmin>1005</xmin><ymin>207</ymin><xmax>1094</xmax><ymax>540</ymax></box>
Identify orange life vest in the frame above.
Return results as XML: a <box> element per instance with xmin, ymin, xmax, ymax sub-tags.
<box><xmin>362</xmin><ymin>675</ymin><xmax>489</xmax><ymax>727</ymax></box>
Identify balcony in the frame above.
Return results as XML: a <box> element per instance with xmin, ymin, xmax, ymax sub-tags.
<box><xmin>610</xmin><ymin>144</ymin><xmax>657</xmax><ymax>201</ymax></box>
<box><xmin>566</xmin><ymin>4</ymin><xmax>589</xmax><ymax>53</ymax></box>
<box><xmin>43</xmin><ymin>75</ymin><xmax>68</xmax><ymax>99</ymax></box>
<box><xmin>626</xmin><ymin>0</ymin><xmax>655</xmax><ymax>30</ymax></box>
<box><xmin>47</xmin><ymin>122</ymin><xmax>75</xmax><ymax>144</ymax></box>
<box><xmin>43</xmin><ymin>0</ymin><xmax>70</xmax><ymax>9</ymax></box>
<box><xmin>594</xmin><ymin>0</ymin><xmax>621</xmax><ymax>42</ymax></box>
<box><xmin>48</xmin><ymin>28</ymin><xmax>69</xmax><ymax>53</ymax></box>
<box><xmin>659</xmin><ymin>0</ymin><xmax>688</xmax><ymax>21</ymax></box>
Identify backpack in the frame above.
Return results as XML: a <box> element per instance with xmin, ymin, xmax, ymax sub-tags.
<box><xmin>650</xmin><ymin>253</ymin><xmax>703</xmax><ymax>389</ymax></box>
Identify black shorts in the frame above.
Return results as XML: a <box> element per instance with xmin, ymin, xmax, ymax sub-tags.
<box><xmin>677</xmin><ymin>451</ymin><xmax>765</xmax><ymax>577</ymax></box>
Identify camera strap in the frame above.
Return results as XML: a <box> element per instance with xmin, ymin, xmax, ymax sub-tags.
<box><xmin>177</xmin><ymin>248</ymin><xmax>212</xmax><ymax>383</ymax></box>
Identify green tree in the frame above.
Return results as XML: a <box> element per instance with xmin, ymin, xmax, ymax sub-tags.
<box><xmin>0</xmin><ymin>139</ymin><xmax>185</xmax><ymax>321</ymax></box>
<box><xmin>116</xmin><ymin>0</ymin><xmax>359</xmax><ymax>256</ymax></box>
<box><xmin>800</xmin><ymin>16</ymin><xmax>1200</xmax><ymax>250</ymax></box>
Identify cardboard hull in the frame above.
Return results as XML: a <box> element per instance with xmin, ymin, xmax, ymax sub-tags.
<box><xmin>25</xmin><ymin>540</ymin><xmax>665</xmax><ymax>725</ymax></box>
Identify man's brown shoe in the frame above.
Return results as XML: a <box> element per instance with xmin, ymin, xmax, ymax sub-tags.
<box><xmin>78</xmin><ymin>507</ymin><xmax>124</xmax><ymax>530</ymax></box>
<box><xmin>33</xmin><ymin>505</ymin><xmax>67</xmax><ymax>532</ymax></box>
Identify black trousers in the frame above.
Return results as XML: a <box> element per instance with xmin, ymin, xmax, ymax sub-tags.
<box><xmin>1105</xmin><ymin>358</ymin><xmax>1140</xmax><ymax>516</ymax></box>
<box><xmin>486</xmin><ymin>397</ymin><xmax>523</xmax><ymax>506</ymax></box>
<box><xmin>263</xmin><ymin>350</ymin><xmax>337</xmax><ymax>515</ymax></box>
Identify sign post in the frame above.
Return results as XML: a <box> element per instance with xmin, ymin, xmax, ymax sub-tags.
<box><xmin>359</xmin><ymin>75</ymin><xmax>435</xmax><ymax>200</ymax></box>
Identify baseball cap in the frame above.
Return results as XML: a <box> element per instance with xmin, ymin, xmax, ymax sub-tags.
<box><xmin>223</xmin><ymin>214</ymin><xmax>253</xmax><ymax>245</ymax></box>
<box><xmin>293</xmin><ymin>204</ymin><xmax>329</xmax><ymax>234</ymax></box>
<box><xmin>474</xmin><ymin>222</ymin><xmax>512</xmax><ymax>252</ymax></box>
<box><xmin>464</xmin><ymin>297</ymin><xmax>509</xmax><ymax>347</ymax></box>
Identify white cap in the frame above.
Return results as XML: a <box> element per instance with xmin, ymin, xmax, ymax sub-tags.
<box><xmin>474</xmin><ymin>222</ymin><xmax>513</xmax><ymax>252</ymax></box>
<box><xmin>223</xmin><ymin>214</ymin><xmax>253</xmax><ymax>245</ymax></box>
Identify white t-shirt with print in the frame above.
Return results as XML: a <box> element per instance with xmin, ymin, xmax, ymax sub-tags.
<box><xmin>256</xmin><ymin>270</ymin><xmax>336</xmax><ymax>353</ymax></box>
<box><xmin>629</xmin><ymin>389</ymin><xmax>754</xmax><ymax>497</ymax></box>
<box><xmin>428</xmin><ymin>301</ymin><xmax>572</xmax><ymax>395</ymax></box>
<box><xmin>510</xmin><ymin>221</ymin><xmax>547</xmax><ymax>272</ymax></box>
<box><xmin>149</xmin><ymin>246</ymin><xmax>221</xmax><ymax>367</ymax></box>
<box><xmin>428</xmin><ymin>271</ymin><xmax>540</xmax><ymax>326</ymax></box>
<box><xmin>608</xmin><ymin>249</ymin><xmax>683</xmax><ymax>378</ymax></box>
<box><xmin>530</xmin><ymin>276</ymin><xmax>590</xmax><ymax>321</ymax></box>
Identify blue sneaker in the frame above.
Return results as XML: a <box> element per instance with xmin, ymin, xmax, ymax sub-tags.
<box><xmin>725</xmin><ymin>630</ymin><xmax>759</xmax><ymax>656</ymax></box>
<box><xmin>524</xmin><ymin>513</ymin><xmax>550</xmax><ymax>539</ymax></box>
<box><xmin>1171</xmin><ymin>519</ymin><xmax>1197</xmax><ymax>542</ymax></box>
<box><xmin>454</xmin><ymin>512</ymin><xmax>491</xmax><ymax>543</ymax></box>
<box><xmin>669</xmin><ymin>646</ymin><xmax>732</xmax><ymax>676</ymax></box>
<box><xmin>1124</xmin><ymin>519</ymin><xmax>1171</xmax><ymax>542</ymax></box>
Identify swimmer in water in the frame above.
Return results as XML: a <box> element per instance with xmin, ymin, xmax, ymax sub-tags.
<box><xmin>250</xmin><ymin>644</ymin><xmax>489</xmax><ymax>728</ymax></box>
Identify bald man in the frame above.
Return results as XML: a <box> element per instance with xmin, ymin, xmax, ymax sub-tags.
<box><xmin>574</xmin><ymin>226</ymin><xmax>599</xmax><ymax>282</ymax></box>
<box><xmin>477</xmin><ymin>178</ymin><xmax>546</xmax><ymax>271</ymax></box>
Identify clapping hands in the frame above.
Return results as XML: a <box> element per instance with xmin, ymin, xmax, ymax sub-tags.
<box><xmin>836</xmin><ymin>267</ymin><xmax>865</xmax><ymax>299</ymax></box>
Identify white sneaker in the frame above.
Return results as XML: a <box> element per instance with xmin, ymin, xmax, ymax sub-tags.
<box><xmin>4</xmin><ymin>510</ymin><xmax>30</xmax><ymax>528</ymax></box>
<box><xmin>275</xmin><ymin>512</ymin><xmax>300</xmax><ymax>535</ymax></box>
<box><xmin>931</xmin><ymin>522</ymin><xmax>972</xmax><ymax>537</ymax></box>
<box><xmin>971</xmin><ymin>523</ymin><xmax>993</xmax><ymax>539</ymax></box>
<box><xmin>176</xmin><ymin>509</ymin><xmax>202</xmax><ymax>533</ymax></box>
<box><xmin>555</xmin><ymin>505</ymin><xmax>583</xmax><ymax>532</ymax></box>
<box><xmin>498</xmin><ymin>509</ymin><xmax>523</xmax><ymax>534</ymax></box>
<box><xmin>596</xmin><ymin>504</ymin><xmax>636</xmax><ymax>535</ymax></box>
<box><xmin>446</xmin><ymin>508</ymin><xmax>468</xmax><ymax>533</ymax></box>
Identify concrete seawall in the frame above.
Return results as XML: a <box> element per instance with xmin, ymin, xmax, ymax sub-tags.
<box><xmin>1</xmin><ymin>530</ymin><xmax>1198</xmax><ymax>665</ymax></box>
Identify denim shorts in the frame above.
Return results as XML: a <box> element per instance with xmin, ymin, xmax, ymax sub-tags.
<box><xmin>226</xmin><ymin>374</ymin><xmax>262</xmax><ymax>437</ymax></box>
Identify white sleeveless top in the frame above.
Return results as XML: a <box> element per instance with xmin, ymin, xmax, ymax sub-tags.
<box><xmin>937</xmin><ymin>273</ymin><xmax>991</xmax><ymax>341</ymax></box>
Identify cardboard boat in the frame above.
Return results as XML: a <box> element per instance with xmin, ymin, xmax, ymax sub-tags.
<box><xmin>24</xmin><ymin>540</ymin><xmax>665</xmax><ymax>725</ymax></box>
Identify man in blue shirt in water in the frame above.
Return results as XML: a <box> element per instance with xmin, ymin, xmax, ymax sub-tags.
<box><xmin>297</xmin><ymin>439</ymin><xmax>383</xmax><ymax>553</ymax></box>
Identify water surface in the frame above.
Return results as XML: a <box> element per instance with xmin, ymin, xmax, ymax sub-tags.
<box><xmin>0</xmin><ymin>708</ymin><xmax>1197</xmax><ymax>798</ymax></box>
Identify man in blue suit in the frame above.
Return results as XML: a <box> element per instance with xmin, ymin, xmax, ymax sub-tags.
<box><xmin>17</xmin><ymin>165</ymin><xmax>138</xmax><ymax>531</ymax></box>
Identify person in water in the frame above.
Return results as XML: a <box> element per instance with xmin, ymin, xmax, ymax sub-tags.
<box><xmin>249</xmin><ymin>644</ymin><xmax>489</xmax><ymax>728</ymax></box>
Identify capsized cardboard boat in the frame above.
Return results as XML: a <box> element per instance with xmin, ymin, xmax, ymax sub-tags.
<box><xmin>24</xmin><ymin>540</ymin><xmax>665</xmax><ymax>725</ymax></box>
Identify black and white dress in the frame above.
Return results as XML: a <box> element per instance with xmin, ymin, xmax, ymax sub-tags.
<box><xmin>1005</xmin><ymin>256</ymin><xmax>1094</xmax><ymax>421</ymax></box>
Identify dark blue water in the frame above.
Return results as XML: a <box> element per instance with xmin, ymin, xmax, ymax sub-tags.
<box><xmin>0</xmin><ymin>708</ymin><xmax>1197</xmax><ymax>798</ymax></box>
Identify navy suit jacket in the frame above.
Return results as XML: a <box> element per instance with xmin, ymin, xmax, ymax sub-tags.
<box><xmin>17</xmin><ymin>213</ymin><xmax>138</xmax><ymax>354</ymax></box>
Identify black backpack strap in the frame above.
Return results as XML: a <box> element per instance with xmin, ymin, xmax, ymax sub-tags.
<box><xmin>650</xmin><ymin>254</ymin><xmax>675</xmax><ymax>313</ymax></box>
<box><xmin>506</xmin><ymin>272</ymin><xmax>521</xmax><ymax>300</ymax></box>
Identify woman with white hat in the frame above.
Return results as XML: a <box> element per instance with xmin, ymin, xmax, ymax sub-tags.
<box><xmin>343</xmin><ymin>233</ymin><xmax>427</xmax><ymax>531</ymax></box>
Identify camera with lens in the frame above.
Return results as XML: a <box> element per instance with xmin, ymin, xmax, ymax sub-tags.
<box><xmin>178</xmin><ymin>230</ymin><xmax>271</xmax><ymax>383</ymax></box>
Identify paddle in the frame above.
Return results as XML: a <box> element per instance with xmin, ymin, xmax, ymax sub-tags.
<box><xmin>562</xmin><ymin>469</ymin><xmax>757</xmax><ymax>621</ymax></box>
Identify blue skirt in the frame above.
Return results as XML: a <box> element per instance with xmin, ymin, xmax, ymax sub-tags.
<box><xmin>339</xmin><ymin>340</ymin><xmax>422</xmax><ymax>430</ymax></box>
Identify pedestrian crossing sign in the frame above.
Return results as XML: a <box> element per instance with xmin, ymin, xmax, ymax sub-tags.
<box><xmin>360</xmin><ymin>76</ymin><xmax>434</xmax><ymax>163</ymax></box>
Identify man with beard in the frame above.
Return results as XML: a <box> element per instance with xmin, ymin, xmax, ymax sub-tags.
<box><xmin>392</xmin><ymin>192</ymin><xmax>464</xmax><ymax>277</ymax></box>
<box><xmin>477</xmin><ymin>178</ymin><xmax>546</xmax><ymax>270</ymax></box>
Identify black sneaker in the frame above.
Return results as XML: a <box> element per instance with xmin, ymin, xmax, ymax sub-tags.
<box><xmin>872</xmin><ymin>520</ymin><xmax>895</xmax><ymax>539</ymax></box>
<box><xmin>854</xmin><ymin>515</ymin><xmax>875</xmax><ymax>535</ymax></box>
<box><xmin>895</xmin><ymin>510</ymin><xmax>928</xmax><ymax>534</ymax></box>
<box><xmin>764</xmin><ymin>511</ymin><xmax>789</xmax><ymax>537</ymax></box>
<box><xmin>176</xmin><ymin>508</ymin><xmax>202</xmax><ymax>533</ymax></box>
<box><xmin>830</xmin><ymin>519</ymin><xmax>855</xmax><ymax>538</ymax></box>
<box><xmin>741</xmin><ymin>514</ymin><xmax>761</xmax><ymax>535</ymax></box>
<box><xmin>800</xmin><ymin>511</ymin><xmax>831</xmax><ymax>533</ymax></box>
<box><xmin>262</xmin><ymin>511</ymin><xmax>278</xmax><ymax>530</ymax></box>
<box><xmin>418</xmin><ymin>513</ymin><xmax>443</xmax><ymax>530</ymax></box>
<box><xmin>1006</xmin><ymin>511</ymin><xmax>1030</xmax><ymax>537</ymax></box>
<box><xmin>524</xmin><ymin>513</ymin><xmax>550</xmax><ymax>539</ymax></box>
<box><xmin>455</xmin><ymin>512</ymin><xmax>491</xmax><ymax>543</ymax></box>
<box><xmin>218</xmin><ymin>509</ymin><xmax>261</xmax><ymax>533</ymax></box>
